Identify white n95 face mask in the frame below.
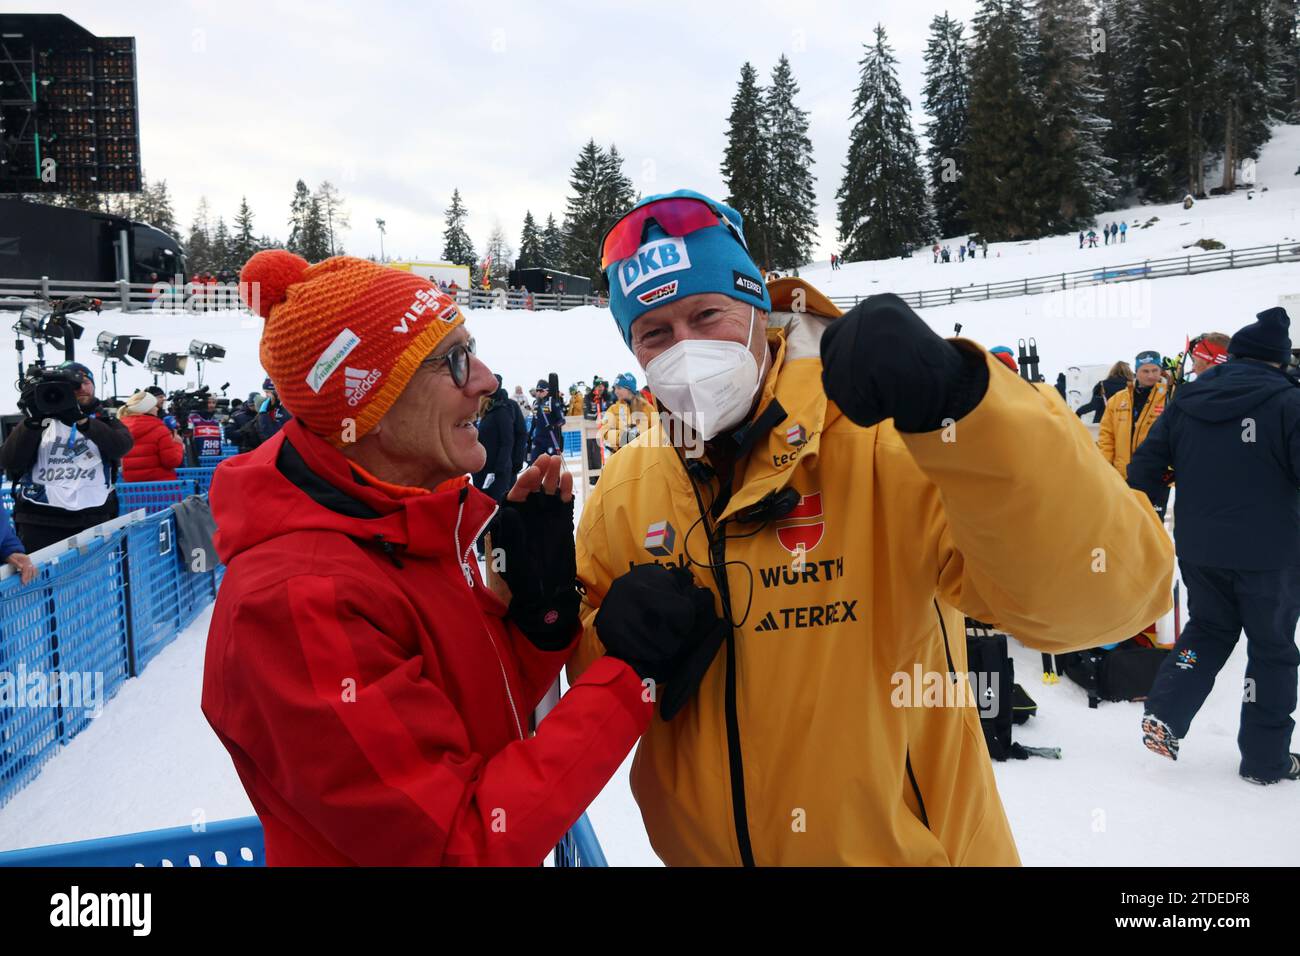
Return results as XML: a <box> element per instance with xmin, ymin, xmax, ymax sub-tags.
<box><xmin>644</xmin><ymin>307</ymin><xmax>763</xmax><ymax>442</ymax></box>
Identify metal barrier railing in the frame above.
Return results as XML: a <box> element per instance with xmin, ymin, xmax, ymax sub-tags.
<box><xmin>823</xmin><ymin>241</ymin><xmax>1300</xmax><ymax>311</ymax></box>
<box><xmin>4</xmin><ymin>240</ymin><xmax>1297</xmax><ymax>316</ymax></box>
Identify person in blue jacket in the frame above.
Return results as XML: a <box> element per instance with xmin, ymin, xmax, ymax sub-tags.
<box><xmin>1128</xmin><ymin>307</ymin><xmax>1300</xmax><ymax>784</ymax></box>
<box><xmin>0</xmin><ymin>504</ymin><xmax>36</xmax><ymax>584</ymax></box>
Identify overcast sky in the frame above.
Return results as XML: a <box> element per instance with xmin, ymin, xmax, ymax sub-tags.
<box><xmin>26</xmin><ymin>0</ymin><xmax>981</xmax><ymax>265</ymax></box>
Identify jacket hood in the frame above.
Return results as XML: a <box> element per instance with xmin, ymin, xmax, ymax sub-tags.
<box><xmin>209</xmin><ymin>417</ymin><xmax>498</xmax><ymax>568</ymax></box>
<box><xmin>1174</xmin><ymin>361</ymin><xmax>1297</xmax><ymax>423</ymax></box>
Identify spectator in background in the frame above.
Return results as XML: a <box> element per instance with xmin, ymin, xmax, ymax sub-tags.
<box><xmin>567</xmin><ymin>385</ymin><xmax>584</xmax><ymax>417</ymax></box>
<box><xmin>511</xmin><ymin>384</ymin><xmax>532</xmax><ymax>413</ymax></box>
<box><xmin>527</xmin><ymin>379</ymin><xmax>565</xmax><ymax>462</ymax></box>
<box><xmin>0</xmin><ymin>502</ymin><xmax>37</xmax><ymax>584</ymax></box>
<box><xmin>471</xmin><ymin>379</ymin><xmax>517</xmax><ymax>503</ymax></box>
<box><xmin>599</xmin><ymin>372</ymin><xmax>653</xmax><ymax>457</ymax></box>
<box><xmin>932</xmin><ymin>242</ymin><xmax>940</xmax><ymax>263</ymax></box>
<box><xmin>225</xmin><ymin>399</ymin><xmax>255</xmax><ymax>444</ymax></box>
<box><xmin>237</xmin><ymin>379</ymin><xmax>292</xmax><ymax>452</ymax></box>
<box><xmin>0</xmin><ymin>362</ymin><xmax>133</xmax><ymax>553</ymax></box>
<box><xmin>119</xmin><ymin>389</ymin><xmax>185</xmax><ymax>482</ymax></box>
<box><xmin>584</xmin><ymin>377</ymin><xmax>609</xmax><ymax>421</ymax></box>
<box><xmin>1079</xmin><ymin>231</ymin><xmax>1085</xmax><ymax>249</ymax></box>
<box><xmin>1189</xmin><ymin>333</ymin><xmax>1230</xmax><ymax>377</ymax></box>
<box><xmin>1120</xmin><ymin>221</ymin><xmax>1128</xmax><ymax>243</ymax></box>
<box><xmin>1099</xmin><ymin>351</ymin><xmax>1168</xmax><ymax>483</ymax></box>
<box><xmin>1075</xmin><ymin>361</ymin><xmax>1134</xmax><ymax>423</ymax></box>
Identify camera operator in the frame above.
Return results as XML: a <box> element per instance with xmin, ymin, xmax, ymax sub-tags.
<box><xmin>187</xmin><ymin>392</ymin><xmax>224</xmax><ymax>461</ymax></box>
<box><xmin>0</xmin><ymin>361</ymin><xmax>133</xmax><ymax>552</ymax></box>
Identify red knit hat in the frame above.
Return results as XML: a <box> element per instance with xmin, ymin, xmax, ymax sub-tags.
<box><xmin>240</xmin><ymin>251</ymin><xmax>464</xmax><ymax>446</ymax></box>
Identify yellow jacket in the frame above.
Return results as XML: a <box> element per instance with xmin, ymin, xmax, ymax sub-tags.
<box><xmin>1098</xmin><ymin>380</ymin><xmax>1168</xmax><ymax>479</ymax></box>
<box><xmin>599</xmin><ymin>396</ymin><xmax>655</xmax><ymax>452</ymax></box>
<box><xmin>569</xmin><ymin>280</ymin><xmax>1173</xmax><ymax>867</ymax></box>
<box><xmin>567</xmin><ymin>392</ymin><xmax>584</xmax><ymax>417</ymax></box>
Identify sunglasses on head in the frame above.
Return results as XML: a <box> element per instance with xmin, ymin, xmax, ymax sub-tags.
<box><xmin>420</xmin><ymin>336</ymin><xmax>476</xmax><ymax>388</ymax></box>
<box><xmin>600</xmin><ymin>197</ymin><xmax>748</xmax><ymax>272</ymax></box>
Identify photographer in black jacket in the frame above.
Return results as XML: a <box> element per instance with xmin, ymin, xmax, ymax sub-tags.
<box><xmin>0</xmin><ymin>361</ymin><xmax>133</xmax><ymax>552</ymax></box>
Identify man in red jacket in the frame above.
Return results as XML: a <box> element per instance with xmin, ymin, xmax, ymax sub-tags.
<box><xmin>203</xmin><ymin>251</ymin><xmax>715</xmax><ymax>865</ymax></box>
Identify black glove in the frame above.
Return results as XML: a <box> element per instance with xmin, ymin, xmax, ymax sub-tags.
<box><xmin>490</xmin><ymin>490</ymin><xmax>579</xmax><ymax>651</ymax></box>
<box><xmin>595</xmin><ymin>563</ymin><xmax>727</xmax><ymax>720</ymax></box>
<box><xmin>820</xmin><ymin>293</ymin><xmax>989</xmax><ymax>432</ymax></box>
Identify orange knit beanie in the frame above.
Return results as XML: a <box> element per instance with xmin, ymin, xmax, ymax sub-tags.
<box><xmin>240</xmin><ymin>251</ymin><xmax>464</xmax><ymax>446</ymax></box>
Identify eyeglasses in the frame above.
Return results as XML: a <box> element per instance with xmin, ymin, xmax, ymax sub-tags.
<box><xmin>420</xmin><ymin>337</ymin><xmax>476</xmax><ymax>388</ymax></box>
<box><xmin>599</xmin><ymin>196</ymin><xmax>749</xmax><ymax>272</ymax></box>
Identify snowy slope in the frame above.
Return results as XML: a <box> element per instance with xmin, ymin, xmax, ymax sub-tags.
<box><xmin>800</xmin><ymin>124</ymin><xmax>1300</xmax><ymax>307</ymax></box>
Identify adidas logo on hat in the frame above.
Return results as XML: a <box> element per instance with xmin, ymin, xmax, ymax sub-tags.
<box><xmin>344</xmin><ymin>366</ymin><xmax>382</xmax><ymax>406</ymax></box>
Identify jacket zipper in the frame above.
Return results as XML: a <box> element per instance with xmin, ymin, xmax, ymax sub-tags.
<box><xmin>682</xmin><ymin>458</ymin><xmax>756</xmax><ymax>867</ymax></box>
<box><xmin>453</xmin><ymin>484</ymin><xmax>498</xmax><ymax>589</ymax></box>
<box><xmin>451</xmin><ymin>486</ymin><xmax>521</xmax><ymax>740</ymax></box>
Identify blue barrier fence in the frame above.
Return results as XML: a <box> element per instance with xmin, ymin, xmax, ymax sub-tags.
<box><xmin>0</xmin><ymin>506</ymin><xmax>221</xmax><ymax>810</ymax></box>
<box><xmin>0</xmin><ymin>809</ymin><xmax>607</xmax><ymax>867</ymax></box>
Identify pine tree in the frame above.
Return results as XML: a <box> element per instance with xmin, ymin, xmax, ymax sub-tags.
<box><xmin>1031</xmin><ymin>0</ymin><xmax>1117</xmax><ymax>231</ymax></box>
<box><xmin>483</xmin><ymin>224</ymin><xmax>513</xmax><ymax>282</ymax></box>
<box><xmin>1218</xmin><ymin>0</ymin><xmax>1277</xmax><ymax>190</ymax></box>
<box><xmin>963</xmin><ymin>0</ymin><xmax>1045</xmax><ymax>241</ymax></box>
<box><xmin>562</xmin><ymin>140</ymin><xmax>635</xmax><ymax>288</ymax></box>
<box><xmin>187</xmin><ymin>197</ymin><xmax>213</xmax><ymax>274</ymax></box>
<box><xmin>540</xmin><ymin>213</ymin><xmax>565</xmax><ymax>267</ymax></box>
<box><xmin>441</xmin><ymin>189</ymin><xmax>477</xmax><ymax>266</ymax></box>
<box><xmin>137</xmin><ymin>178</ymin><xmax>179</xmax><ymax>239</ymax></box>
<box><xmin>721</xmin><ymin>62</ymin><xmax>771</xmax><ymax>264</ymax></box>
<box><xmin>1269</xmin><ymin>0</ymin><xmax>1300</xmax><ymax>121</ymax></box>
<box><xmin>517</xmin><ymin>211</ymin><xmax>543</xmax><ymax>269</ymax></box>
<box><xmin>1140</xmin><ymin>0</ymin><xmax>1223</xmax><ymax>199</ymax></box>
<box><xmin>1093</xmin><ymin>0</ymin><xmax>1146</xmax><ymax>196</ymax></box>
<box><xmin>922</xmin><ymin>14</ymin><xmax>972</xmax><ymax>238</ymax></box>
<box><xmin>232</xmin><ymin>197</ymin><xmax>257</xmax><ymax>266</ymax></box>
<box><xmin>314</xmin><ymin>181</ymin><xmax>349</xmax><ymax>257</ymax></box>
<box><xmin>287</xmin><ymin>180</ymin><xmax>312</xmax><ymax>256</ymax></box>
<box><xmin>837</xmin><ymin>25</ymin><xmax>933</xmax><ymax>261</ymax></box>
<box><xmin>763</xmin><ymin>55</ymin><xmax>818</xmax><ymax>269</ymax></box>
<box><xmin>300</xmin><ymin>196</ymin><xmax>330</xmax><ymax>262</ymax></box>
<box><xmin>211</xmin><ymin>217</ymin><xmax>232</xmax><ymax>273</ymax></box>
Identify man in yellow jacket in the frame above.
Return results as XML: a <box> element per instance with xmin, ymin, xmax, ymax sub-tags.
<box><xmin>569</xmin><ymin>189</ymin><xmax>1173</xmax><ymax>866</ymax></box>
<box><xmin>599</xmin><ymin>372</ymin><xmax>654</xmax><ymax>455</ymax></box>
<box><xmin>1098</xmin><ymin>350</ymin><xmax>1169</xmax><ymax>479</ymax></box>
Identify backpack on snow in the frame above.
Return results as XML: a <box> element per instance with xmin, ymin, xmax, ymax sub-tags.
<box><xmin>964</xmin><ymin>620</ymin><xmax>1049</xmax><ymax>761</ymax></box>
<box><xmin>1058</xmin><ymin>638</ymin><xmax>1167</xmax><ymax>708</ymax></box>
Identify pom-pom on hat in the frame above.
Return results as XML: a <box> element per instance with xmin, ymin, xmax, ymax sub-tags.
<box><xmin>239</xmin><ymin>250</ymin><xmax>465</xmax><ymax>446</ymax></box>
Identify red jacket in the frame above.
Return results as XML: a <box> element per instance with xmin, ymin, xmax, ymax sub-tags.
<box><xmin>121</xmin><ymin>413</ymin><xmax>184</xmax><ymax>482</ymax></box>
<box><xmin>201</xmin><ymin>418</ymin><xmax>650</xmax><ymax>866</ymax></box>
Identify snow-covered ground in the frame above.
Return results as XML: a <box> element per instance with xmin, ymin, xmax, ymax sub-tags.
<box><xmin>2</xmin><ymin>601</ymin><xmax>1292</xmax><ymax>866</ymax></box>
<box><xmin>4</xmin><ymin>126</ymin><xmax>1300</xmax><ymax>865</ymax></box>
